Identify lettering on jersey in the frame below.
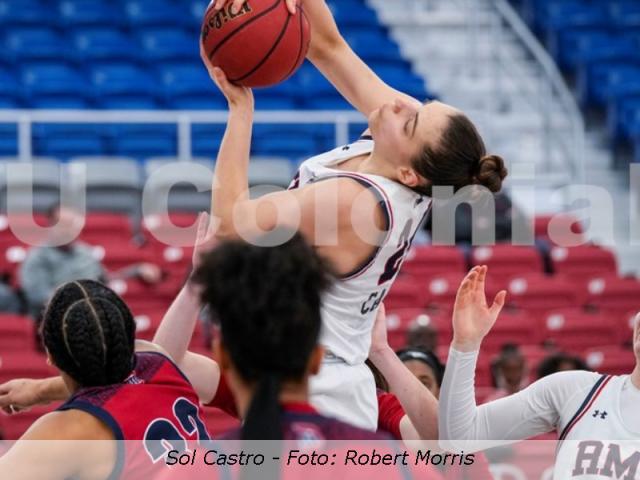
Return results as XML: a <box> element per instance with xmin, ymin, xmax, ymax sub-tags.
<box><xmin>572</xmin><ymin>441</ymin><xmax>640</xmax><ymax>479</ymax></box>
<box><xmin>593</xmin><ymin>410</ymin><xmax>608</xmax><ymax>420</ymax></box>
<box><xmin>361</xmin><ymin>288</ymin><xmax>386</xmax><ymax>315</ymax></box>
<box><xmin>378</xmin><ymin>219</ymin><xmax>413</xmax><ymax>285</ymax></box>
<box><xmin>143</xmin><ymin>397</ymin><xmax>211</xmax><ymax>463</ymax></box>
<box><xmin>202</xmin><ymin>2</ymin><xmax>252</xmax><ymax>41</ymax></box>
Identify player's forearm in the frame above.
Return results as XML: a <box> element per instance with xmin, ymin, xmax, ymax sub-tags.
<box><xmin>36</xmin><ymin>377</ymin><xmax>71</xmax><ymax>404</ymax></box>
<box><xmin>211</xmin><ymin>107</ymin><xmax>253</xmax><ymax>238</ymax></box>
<box><xmin>370</xmin><ymin>346</ymin><xmax>438</xmax><ymax>440</ymax></box>
<box><xmin>152</xmin><ymin>284</ymin><xmax>201</xmax><ymax>364</ymax></box>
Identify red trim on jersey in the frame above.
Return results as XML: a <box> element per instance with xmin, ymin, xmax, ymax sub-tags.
<box><xmin>560</xmin><ymin>374</ymin><xmax>613</xmax><ymax>440</ymax></box>
<box><xmin>205</xmin><ymin>373</ymin><xmax>239</xmax><ymax>418</ymax></box>
<box><xmin>377</xmin><ymin>390</ymin><xmax>404</xmax><ymax>440</ymax></box>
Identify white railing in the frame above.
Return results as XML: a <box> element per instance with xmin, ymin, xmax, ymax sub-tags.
<box><xmin>0</xmin><ymin>110</ymin><xmax>366</xmax><ymax>161</ymax></box>
<box><xmin>489</xmin><ymin>0</ymin><xmax>586</xmax><ymax>182</ymax></box>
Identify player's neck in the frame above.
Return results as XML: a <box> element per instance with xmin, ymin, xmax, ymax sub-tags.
<box><xmin>631</xmin><ymin>364</ymin><xmax>640</xmax><ymax>390</ymax></box>
<box><xmin>357</xmin><ymin>152</ymin><xmax>397</xmax><ymax>178</ymax></box>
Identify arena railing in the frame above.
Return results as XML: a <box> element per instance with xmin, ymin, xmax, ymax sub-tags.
<box><xmin>0</xmin><ymin>110</ymin><xmax>366</xmax><ymax>162</ymax></box>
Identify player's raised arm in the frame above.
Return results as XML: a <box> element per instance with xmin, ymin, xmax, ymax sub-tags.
<box><xmin>304</xmin><ymin>0</ymin><xmax>421</xmax><ymax>116</ymax></box>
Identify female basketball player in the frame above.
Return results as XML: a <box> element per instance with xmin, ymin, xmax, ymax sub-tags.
<box><xmin>203</xmin><ymin>0</ymin><xmax>507</xmax><ymax>431</ymax></box>
<box><xmin>191</xmin><ymin>229</ymin><xmax>388</xmax><ymax>440</ymax></box>
<box><xmin>0</xmin><ymin>279</ymin><xmax>215</xmax><ymax>478</ymax></box>
<box><xmin>439</xmin><ymin>266</ymin><xmax>640</xmax><ymax>476</ymax></box>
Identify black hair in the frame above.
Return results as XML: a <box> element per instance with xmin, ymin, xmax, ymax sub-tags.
<box><xmin>192</xmin><ymin>231</ymin><xmax>335</xmax><ymax>440</ymax></box>
<box><xmin>537</xmin><ymin>352</ymin><xmax>590</xmax><ymax>379</ymax></box>
<box><xmin>41</xmin><ymin>279</ymin><xmax>136</xmax><ymax>387</ymax></box>
<box><xmin>366</xmin><ymin>358</ymin><xmax>390</xmax><ymax>392</ymax></box>
<box><xmin>396</xmin><ymin>347</ymin><xmax>445</xmax><ymax>387</ymax></box>
<box><xmin>411</xmin><ymin>113</ymin><xmax>508</xmax><ymax>196</ymax></box>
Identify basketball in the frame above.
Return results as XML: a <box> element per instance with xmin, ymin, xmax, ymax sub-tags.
<box><xmin>201</xmin><ymin>0</ymin><xmax>310</xmax><ymax>88</ymax></box>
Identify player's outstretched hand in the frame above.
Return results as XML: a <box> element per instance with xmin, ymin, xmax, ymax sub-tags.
<box><xmin>200</xmin><ymin>44</ymin><xmax>253</xmax><ymax>110</ymax></box>
<box><xmin>0</xmin><ymin>379</ymin><xmax>45</xmax><ymax>415</ymax></box>
<box><xmin>452</xmin><ymin>265</ymin><xmax>506</xmax><ymax>352</ymax></box>
<box><xmin>210</xmin><ymin>0</ymin><xmax>299</xmax><ymax>15</ymax></box>
<box><xmin>192</xmin><ymin>211</ymin><xmax>218</xmax><ymax>269</ymax></box>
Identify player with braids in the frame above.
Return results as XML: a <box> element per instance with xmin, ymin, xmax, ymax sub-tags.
<box><xmin>0</xmin><ymin>277</ymin><xmax>217</xmax><ymax>478</ymax></box>
<box><xmin>191</xmin><ymin>230</ymin><xmax>389</xmax><ymax>440</ymax></box>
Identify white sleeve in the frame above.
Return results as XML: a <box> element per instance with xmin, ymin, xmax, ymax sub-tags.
<box><xmin>438</xmin><ymin>347</ymin><xmax>601</xmax><ymax>453</ymax></box>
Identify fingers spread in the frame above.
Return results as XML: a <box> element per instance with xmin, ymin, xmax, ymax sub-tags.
<box><xmin>490</xmin><ymin>290</ymin><xmax>507</xmax><ymax>316</ymax></box>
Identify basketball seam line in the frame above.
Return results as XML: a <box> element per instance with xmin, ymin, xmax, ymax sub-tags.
<box><xmin>230</xmin><ymin>0</ymin><xmax>292</xmax><ymax>83</ymax></box>
<box><xmin>280</xmin><ymin>5</ymin><xmax>306</xmax><ymax>83</ymax></box>
<box><xmin>207</xmin><ymin>0</ymin><xmax>283</xmax><ymax>61</ymax></box>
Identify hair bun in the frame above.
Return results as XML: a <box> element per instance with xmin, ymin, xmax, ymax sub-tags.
<box><xmin>475</xmin><ymin>154</ymin><xmax>507</xmax><ymax>193</ymax></box>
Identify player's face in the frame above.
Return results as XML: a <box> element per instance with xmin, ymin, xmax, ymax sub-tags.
<box><xmin>403</xmin><ymin>359</ymin><xmax>440</xmax><ymax>398</ymax></box>
<box><xmin>634</xmin><ymin>313</ymin><xmax>640</xmax><ymax>360</ymax></box>
<box><xmin>368</xmin><ymin>100</ymin><xmax>459</xmax><ymax>182</ymax></box>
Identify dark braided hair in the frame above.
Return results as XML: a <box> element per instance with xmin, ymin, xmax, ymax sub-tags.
<box><xmin>41</xmin><ymin>279</ymin><xmax>136</xmax><ymax>387</ymax></box>
<box><xmin>192</xmin><ymin>231</ymin><xmax>335</xmax><ymax>440</ymax></box>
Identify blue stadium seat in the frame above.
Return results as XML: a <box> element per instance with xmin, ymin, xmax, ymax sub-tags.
<box><xmin>343</xmin><ymin>30</ymin><xmax>403</xmax><ymax>63</ymax></box>
<box><xmin>4</xmin><ymin>28</ymin><xmax>68</xmax><ymax>62</ymax></box>
<box><xmin>554</xmin><ymin>31</ymin><xmax>639</xmax><ymax>72</ymax></box>
<box><xmin>293</xmin><ymin>65</ymin><xmax>336</xmax><ymax>97</ymax></box>
<box><xmin>124</xmin><ymin>0</ymin><xmax>188</xmax><ymax>28</ymax></box>
<box><xmin>59</xmin><ymin>0</ymin><xmax>121</xmax><ymax>27</ymax></box>
<box><xmin>21</xmin><ymin>63</ymin><xmax>89</xmax><ymax>105</ymax></box>
<box><xmin>253</xmin><ymin>133</ymin><xmax>318</xmax><ymax>159</ymax></box>
<box><xmin>609</xmin><ymin>1</ymin><xmax>640</xmax><ymax>29</ymax></box>
<box><xmin>90</xmin><ymin>62</ymin><xmax>159</xmax><ymax>105</ymax></box>
<box><xmin>0</xmin><ymin>0</ymin><xmax>50</xmax><ymax>28</ymax></box>
<box><xmin>607</xmin><ymin>96</ymin><xmax>640</xmax><ymax>142</ymax></box>
<box><xmin>110</xmin><ymin>126</ymin><xmax>177</xmax><ymax>158</ymax></box>
<box><xmin>0</xmin><ymin>68</ymin><xmax>20</xmax><ymax>105</ymax></box>
<box><xmin>539</xmin><ymin>2</ymin><xmax>610</xmax><ymax>47</ymax></box>
<box><xmin>138</xmin><ymin>29</ymin><xmax>198</xmax><ymax>62</ymax></box>
<box><xmin>330</xmin><ymin>1</ymin><xmax>380</xmax><ymax>29</ymax></box>
<box><xmin>301</xmin><ymin>94</ymin><xmax>353</xmax><ymax>110</ymax></box>
<box><xmin>158</xmin><ymin>62</ymin><xmax>225</xmax><ymax>109</ymax></box>
<box><xmin>0</xmin><ymin>124</ymin><xmax>17</xmax><ymax>156</ymax></box>
<box><xmin>28</xmin><ymin>97</ymin><xmax>90</xmax><ymax>109</ymax></box>
<box><xmin>187</xmin><ymin>0</ymin><xmax>210</xmax><ymax>29</ymax></box>
<box><xmin>577</xmin><ymin>62</ymin><xmax>640</xmax><ymax>107</ymax></box>
<box><xmin>72</xmin><ymin>28</ymin><xmax>138</xmax><ymax>63</ymax></box>
<box><xmin>374</xmin><ymin>64</ymin><xmax>430</xmax><ymax>99</ymax></box>
<box><xmin>192</xmin><ymin>124</ymin><xmax>225</xmax><ymax>156</ymax></box>
<box><xmin>35</xmin><ymin>128</ymin><xmax>106</xmax><ymax>159</ymax></box>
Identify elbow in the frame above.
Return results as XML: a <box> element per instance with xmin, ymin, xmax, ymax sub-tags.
<box><xmin>308</xmin><ymin>34</ymin><xmax>349</xmax><ymax>64</ymax></box>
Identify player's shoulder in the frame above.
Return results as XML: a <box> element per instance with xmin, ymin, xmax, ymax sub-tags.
<box><xmin>320</xmin><ymin>416</ymin><xmax>392</xmax><ymax>440</ymax></box>
<box><xmin>21</xmin><ymin>409</ymin><xmax>113</xmax><ymax>441</ymax></box>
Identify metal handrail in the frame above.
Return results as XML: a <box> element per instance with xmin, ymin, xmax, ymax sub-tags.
<box><xmin>0</xmin><ymin>109</ymin><xmax>366</xmax><ymax>161</ymax></box>
<box><xmin>491</xmin><ymin>0</ymin><xmax>586</xmax><ymax>183</ymax></box>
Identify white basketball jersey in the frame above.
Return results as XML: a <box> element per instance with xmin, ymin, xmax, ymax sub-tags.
<box><xmin>555</xmin><ymin>375</ymin><xmax>640</xmax><ymax>479</ymax></box>
<box><xmin>290</xmin><ymin>137</ymin><xmax>431</xmax><ymax>365</ymax></box>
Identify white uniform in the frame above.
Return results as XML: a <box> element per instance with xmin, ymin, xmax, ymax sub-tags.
<box><xmin>290</xmin><ymin>136</ymin><xmax>431</xmax><ymax>430</ymax></box>
<box><xmin>440</xmin><ymin>348</ymin><xmax>640</xmax><ymax>479</ymax></box>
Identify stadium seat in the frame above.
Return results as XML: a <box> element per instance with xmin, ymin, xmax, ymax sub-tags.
<box><xmin>0</xmin><ymin>351</ymin><xmax>55</xmax><ymax>381</ymax></box>
<box><xmin>550</xmin><ymin>245</ymin><xmax>617</xmax><ymax>279</ymax></box>
<box><xmin>471</xmin><ymin>245</ymin><xmax>544</xmax><ymax>281</ymax></box>
<box><xmin>69</xmin><ymin>158</ymin><xmax>143</xmax><ymax>214</ymax></box>
<box><xmin>384</xmin><ymin>278</ymin><xmax>426</xmax><ymax>310</ymax></box>
<box><xmin>585</xmin><ymin>346</ymin><xmax>636</xmax><ymax>375</ymax></box>
<box><xmin>110</xmin><ymin>126</ymin><xmax>177</xmax><ymax>158</ymax></box>
<box><xmin>159</xmin><ymin>62</ymin><xmax>225</xmax><ymax>109</ymax></box>
<box><xmin>0</xmin><ymin>314</ymin><xmax>32</xmax><ymax>352</ymax></box>
<box><xmin>482</xmin><ymin>310</ymin><xmax>541</xmax><ymax>354</ymax></box>
<box><xmin>583</xmin><ymin>274</ymin><xmax>640</xmax><ymax>316</ymax></box>
<box><xmin>4</xmin><ymin>28</ymin><xmax>67</xmax><ymax>62</ymax></box>
<box><xmin>0</xmin><ymin>0</ymin><xmax>50</xmax><ymax>28</ymax></box>
<box><xmin>124</xmin><ymin>0</ymin><xmax>188</xmax><ymax>28</ymax></box>
<box><xmin>59</xmin><ymin>0</ymin><xmax>120</xmax><ymax>27</ymax></box>
<box><xmin>385</xmin><ymin>308</ymin><xmax>449</xmax><ymax>350</ymax></box>
<box><xmin>144</xmin><ymin>158</ymin><xmax>213</xmax><ymax>213</ymax></box>
<box><xmin>577</xmin><ymin>62</ymin><xmax>640</xmax><ymax>108</ymax></box>
<box><xmin>541</xmin><ymin>309</ymin><xmax>619</xmax><ymax>352</ymax></box>
<box><xmin>21</xmin><ymin>63</ymin><xmax>89</xmax><ymax>107</ymax></box>
<box><xmin>72</xmin><ymin>28</ymin><xmax>138</xmax><ymax>63</ymax></box>
<box><xmin>420</xmin><ymin>272</ymin><xmax>465</xmax><ymax>310</ymax></box>
<box><xmin>77</xmin><ymin>211</ymin><xmax>133</xmax><ymax>243</ymax></box>
<box><xmin>138</xmin><ymin>29</ymin><xmax>198</xmax><ymax>62</ymax></box>
<box><xmin>0</xmin><ymin>122</ymin><xmax>18</xmax><ymax>156</ymax></box>
<box><xmin>248</xmin><ymin>157</ymin><xmax>294</xmax><ymax>188</ymax></box>
<box><xmin>506</xmin><ymin>273</ymin><xmax>582</xmax><ymax>315</ymax></box>
<box><xmin>0</xmin><ymin>158</ymin><xmax>66</xmax><ymax>212</ymax></box>
<box><xmin>1</xmin><ymin>404</ymin><xmax>60</xmax><ymax>439</ymax></box>
<box><xmin>202</xmin><ymin>408</ymin><xmax>241</xmax><ymax>437</ymax></box>
<box><xmin>609</xmin><ymin>1</ymin><xmax>640</xmax><ymax>29</ymax></box>
<box><xmin>534</xmin><ymin>213</ymin><xmax>584</xmax><ymax>245</ymax></box>
<box><xmin>401</xmin><ymin>245</ymin><xmax>466</xmax><ymax>278</ymax></box>
<box><xmin>90</xmin><ymin>62</ymin><xmax>160</xmax><ymax>107</ymax></box>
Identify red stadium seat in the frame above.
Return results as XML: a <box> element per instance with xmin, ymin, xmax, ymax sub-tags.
<box><xmin>421</xmin><ymin>272</ymin><xmax>465</xmax><ymax>309</ymax></box>
<box><xmin>0</xmin><ymin>351</ymin><xmax>56</xmax><ymax>381</ymax></box>
<box><xmin>385</xmin><ymin>308</ymin><xmax>449</xmax><ymax>349</ymax></box>
<box><xmin>541</xmin><ymin>309</ymin><xmax>619</xmax><ymax>352</ymax></box>
<box><xmin>142</xmin><ymin>212</ymin><xmax>199</xmax><ymax>250</ymax></box>
<box><xmin>108</xmin><ymin>276</ymin><xmax>184</xmax><ymax>304</ymax></box>
<box><xmin>534</xmin><ymin>214</ymin><xmax>584</xmax><ymax>245</ymax></box>
<box><xmin>127</xmin><ymin>299</ymin><xmax>172</xmax><ymax>340</ymax></box>
<box><xmin>0</xmin><ymin>314</ymin><xmax>33</xmax><ymax>352</ymax></box>
<box><xmin>506</xmin><ymin>273</ymin><xmax>582</xmax><ymax>314</ymax></box>
<box><xmin>585</xmin><ymin>347</ymin><xmax>636</xmax><ymax>375</ymax></box>
<box><xmin>384</xmin><ymin>278</ymin><xmax>426</xmax><ymax>310</ymax></box>
<box><xmin>87</xmin><ymin>239</ymin><xmax>154</xmax><ymax>271</ymax></box>
<box><xmin>1</xmin><ymin>404</ymin><xmax>60</xmax><ymax>439</ymax></box>
<box><xmin>583</xmin><ymin>275</ymin><xmax>640</xmax><ymax>316</ymax></box>
<box><xmin>400</xmin><ymin>245</ymin><xmax>466</xmax><ymax>278</ymax></box>
<box><xmin>550</xmin><ymin>245</ymin><xmax>617</xmax><ymax>279</ymax></box>
<box><xmin>615</xmin><ymin>310</ymin><xmax>637</xmax><ymax>345</ymax></box>
<box><xmin>79</xmin><ymin>212</ymin><xmax>132</xmax><ymax>243</ymax></box>
<box><xmin>471</xmin><ymin>245</ymin><xmax>544</xmax><ymax>281</ymax></box>
<box><xmin>482</xmin><ymin>310</ymin><xmax>541</xmax><ymax>354</ymax></box>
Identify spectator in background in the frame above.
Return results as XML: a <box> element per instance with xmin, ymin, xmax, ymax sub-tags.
<box><xmin>396</xmin><ymin>347</ymin><xmax>445</xmax><ymax>398</ymax></box>
<box><xmin>19</xmin><ymin>203</ymin><xmax>162</xmax><ymax>327</ymax></box>
<box><xmin>485</xmin><ymin>343</ymin><xmax>529</xmax><ymax>401</ymax></box>
<box><xmin>406</xmin><ymin>316</ymin><xmax>439</xmax><ymax>351</ymax></box>
<box><xmin>537</xmin><ymin>352</ymin><xmax>589</xmax><ymax>379</ymax></box>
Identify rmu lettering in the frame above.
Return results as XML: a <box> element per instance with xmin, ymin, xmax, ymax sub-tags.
<box><xmin>572</xmin><ymin>441</ymin><xmax>640</xmax><ymax>479</ymax></box>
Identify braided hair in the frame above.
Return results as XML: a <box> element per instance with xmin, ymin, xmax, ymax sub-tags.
<box><xmin>41</xmin><ymin>279</ymin><xmax>136</xmax><ymax>387</ymax></box>
<box><xmin>192</xmin><ymin>231</ymin><xmax>335</xmax><ymax>440</ymax></box>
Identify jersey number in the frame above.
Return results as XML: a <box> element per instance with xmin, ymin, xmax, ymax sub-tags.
<box><xmin>143</xmin><ymin>397</ymin><xmax>211</xmax><ymax>463</ymax></box>
<box><xmin>378</xmin><ymin>219</ymin><xmax>413</xmax><ymax>285</ymax></box>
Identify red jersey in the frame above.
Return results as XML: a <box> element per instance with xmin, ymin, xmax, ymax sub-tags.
<box><xmin>58</xmin><ymin>351</ymin><xmax>211</xmax><ymax>478</ymax></box>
